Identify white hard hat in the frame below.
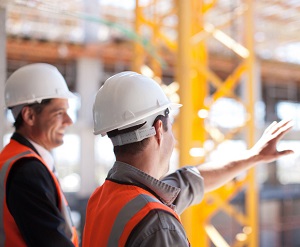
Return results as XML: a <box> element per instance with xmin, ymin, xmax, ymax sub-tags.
<box><xmin>93</xmin><ymin>71</ymin><xmax>182</xmax><ymax>146</ymax></box>
<box><xmin>5</xmin><ymin>63</ymin><xmax>76</xmax><ymax>108</ymax></box>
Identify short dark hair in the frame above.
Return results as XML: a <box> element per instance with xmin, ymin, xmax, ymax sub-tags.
<box><xmin>113</xmin><ymin>111</ymin><xmax>169</xmax><ymax>156</ymax></box>
<box><xmin>13</xmin><ymin>99</ymin><xmax>52</xmax><ymax>130</ymax></box>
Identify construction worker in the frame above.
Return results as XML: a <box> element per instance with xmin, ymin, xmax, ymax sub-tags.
<box><xmin>83</xmin><ymin>71</ymin><xmax>293</xmax><ymax>247</ymax></box>
<box><xmin>0</xmin><ymin>63</ymin><xmax>78</xmax><ymax>247</ymax></box>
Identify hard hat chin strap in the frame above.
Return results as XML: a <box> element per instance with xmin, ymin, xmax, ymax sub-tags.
<box><xmin>110</xmin><ymin>126</ymin><xmax>156</xmax><ymax>146</ymax></box>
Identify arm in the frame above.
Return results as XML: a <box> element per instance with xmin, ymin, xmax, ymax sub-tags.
<box><xmin>162</xmin><ymin>167</ymin><xmax>204</xmax><ymax>214</ymax></box>
<box><xmin>198</xmin><ymin>119</ymin><xmax>294</xmax><ymax>193</ymax></box>
<box><xmin>7</xmin><ymin>158</ymin><xmax>75</xmax><ymax>247</ymax></box>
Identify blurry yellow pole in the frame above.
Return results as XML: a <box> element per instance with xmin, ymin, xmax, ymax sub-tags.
<box><xmin>177</xmin><ymin>0</ymin><xmax>192</xmax><ymax>168</ymax></box>
<box><xmin>245</xmin><ymin>0</ymin><xmax>258</xmax><ymax>246</ymax></box>
<box><xmin>133</xmin><ymin>0</ymin><xmax>257</xmax><ymax>245</ymax></box>
<box><xmin>177</xmin><ymin>0</ymin><xmax>192</xmax><ymax>161</ymax></box>
<box><xmin>177</xmin><ymin>0</ymin><xmax>208</xmax><ymax>245</ymax></box>
<box><xmin>132</xmin><ymin>0</ymin><xmax>143</xmax><ymax>73</ymax></box>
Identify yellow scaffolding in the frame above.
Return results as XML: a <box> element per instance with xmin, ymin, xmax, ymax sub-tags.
<box><xmin>134</xmin><ymin>0</ymin><xmax>257</xmax><ymax>246</ymax></box>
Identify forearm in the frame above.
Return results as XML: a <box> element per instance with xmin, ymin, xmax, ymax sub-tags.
<box><xmin>197</xmin><ymin>151</ymin><xmax>260</xmax><ymax>193</ymax></box>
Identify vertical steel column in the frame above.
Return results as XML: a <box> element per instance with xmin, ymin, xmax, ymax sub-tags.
<box><xmin>177</xmin><ymin>0</ymin><xmax>194</xmax><ymax>241</ymax></box>
<box><xmin>177</xmin><ymin>0</ymin><xmax>209</xmax><ymax>245</ymax></box>
<box><xmin>245</xmin><ymin>0</ymin><xmax>257</xmax><ymax>246</ymax></box>
<box><xmin>132</xmin><ymin>0</ymin><xmax>144</xmax><ymax>73</ymax></box>
<box><xmin>177</xmin><ymin>0</ymin><xmax>257</xmax><ymax>246</ymax></box>
<box><xmin>133</xmin><ymin>0</ymin><xmax>257</xmax><ymax>246</ymax></box>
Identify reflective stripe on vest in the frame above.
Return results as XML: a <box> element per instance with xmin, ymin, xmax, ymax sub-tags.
<box><xmin>107</xmin><ymin>194</ymin><xmax>162</xmax><ymax>246</ymax></box>
<box><xmin>0</xmin><ymin>140</ymin><xmax>78</xmax><ymax>247</ymax></box>
<box><xmin>0</xmin><ymin>150</ymin><xmax>31</xmax><ymax>246</ymax></box>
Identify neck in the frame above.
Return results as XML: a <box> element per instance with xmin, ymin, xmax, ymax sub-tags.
<box><xmin>16</xmin><ymin>128</ymin><xmax>49</xmax><ymax>151</ymax></box>
<box><xmin>116</xmin><ymin>142</ymin><xmax>164</xmax><ymax>180</ymax></box>
<box><xmin>16</xmin><ymin>128</ymin><xmax>33</xmax><ymax>142</ymax></box>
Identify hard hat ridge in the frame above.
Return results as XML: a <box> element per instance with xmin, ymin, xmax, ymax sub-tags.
<box><xmin>5</xmin><ymin>63</ymin><xmax>76</xmax><ymax>109</ymax></box>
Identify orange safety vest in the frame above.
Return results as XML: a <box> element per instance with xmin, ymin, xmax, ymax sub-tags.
<box><xmin>0</xmin><ymin>139</ymin><xmax>79</xmax><ymax>247</ymax></box>
<box><xmin>83</xmin><ymin>179</ymin><xmax>185</xmax><ymax>247</ymax></box>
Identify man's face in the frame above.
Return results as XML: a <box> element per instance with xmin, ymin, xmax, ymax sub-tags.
<box><xmin>32</xmin><ymin>98</ymin><xmax>73</xmax><ymax>150</ymax></box>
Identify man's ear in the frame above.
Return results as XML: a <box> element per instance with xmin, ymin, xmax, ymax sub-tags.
<box><xmin>153</xmin><ymin>120</ymin><xmax>163</xmax><ymax>145</ymax></box>
<box><xmin>21</xmin><ymin>106</ymin><xmax>35</xmax><ymax>126</ymax></box>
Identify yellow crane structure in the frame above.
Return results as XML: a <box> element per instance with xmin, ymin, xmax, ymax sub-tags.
<box><xmin>133</xmin><ymin>0</ymin><xmax>257</xmax><ymax>246</ymax></box>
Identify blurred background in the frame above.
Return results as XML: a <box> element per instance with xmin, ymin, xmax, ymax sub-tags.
<box><xmin>1</xmin><ymin>0</ymin><xmax>300</xmax><ymax>246</ymax></box>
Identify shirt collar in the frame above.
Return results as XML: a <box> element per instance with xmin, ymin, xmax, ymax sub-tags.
<box><xmin>27</xmin><ymin>139</ymin><xmax>55</xmax><ymax>172</ymax></box>
<box><xmin>107</xmin><ymin>161</ymin><xmax>181</xmax><ymax>206</ymax></box>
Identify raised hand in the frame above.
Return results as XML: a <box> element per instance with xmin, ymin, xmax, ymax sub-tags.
<box><xmin>250</xmin><ymin>119</ymin><xmax>294</xmax><ymax>163</ymax></box>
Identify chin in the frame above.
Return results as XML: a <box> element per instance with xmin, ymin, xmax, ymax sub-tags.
<box><xmin>53</xmin><ymin>140</ymin><xmax>64</xmax><ymax>148</ymax></box>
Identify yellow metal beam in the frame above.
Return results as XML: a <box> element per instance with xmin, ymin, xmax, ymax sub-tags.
<box><xmin>245</xmin><ymin>0</ymin><xmax>258</xmax><ymax>246</ymax></box>
<box><xmin>177</xmin><ymin>0</ymin><xmax>257</xmax><ymax>245</ymax></box>
<box><xmin>177</xmin><ymin>0</ymin><xmax>207</xmax><ymax>245</ymax></box>
<box><xmin>132</xmin><ymin>0</ymin><xmax>144</xmax><ymax>73</ymax></box>
<box><xmin>133</xmin><ymin>0</ymin><xmax>257</xmax><ymax>246</ymax></box>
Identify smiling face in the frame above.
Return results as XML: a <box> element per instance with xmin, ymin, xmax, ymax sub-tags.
<box><xmin>30</xmin><ymin>98</ymin><xmax>73</xmax><ymax>150</ymax></box>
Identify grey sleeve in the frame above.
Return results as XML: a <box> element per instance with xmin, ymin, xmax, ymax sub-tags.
<box><xmin>139</xmin><ymin>228</ymin><xmax>189</xmax><ymax>247</ymax></box>
<box><xmin>126</xmin><ymin>210</ymin><xmax>190</xmax><ymax>247</ymax></box>
<box><xmin>162</xmin><ymin>166</ymin><xmax>204</xmax><ymax>214</ymax></box>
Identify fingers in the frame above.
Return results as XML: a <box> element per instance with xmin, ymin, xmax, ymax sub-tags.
<box><xmin>264</xmin><ymin>121</ymin><xmax>277</xmax><ymax>133</ymax></box>
<box><xmin>273</xmin><ymin>124</ymin><xmax>293</xmax><ymax>142</ymax></box>
<box><xmin>277</xmin><ymin>149</ymin><xmax>294</xmax><ymax>158</ymax></box>
<box><xmin>270</xmin><ymin>119</ymin><xmax>293</xmax><ymax>135</ymax></box>
<box><xmin>271</xmin><ymin>120</ymin><xmax>294</xmax><ymax>139</ymax></box>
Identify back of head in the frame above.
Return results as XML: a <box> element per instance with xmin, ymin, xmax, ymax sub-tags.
<box><xmin>93</xmin><ymin>71</ymin><xmax>181</xmax><ymax>147</ymax></box>
<box><xmin>5</xmin><ymin>63</ymin><xmax>76</xmax><ymax>119</ymax></box>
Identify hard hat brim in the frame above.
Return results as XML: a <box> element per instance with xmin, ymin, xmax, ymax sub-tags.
<box><xmin>6</xmin><ymin>90</ymin><xmax>77</xmax><ymax>108</ymax></box>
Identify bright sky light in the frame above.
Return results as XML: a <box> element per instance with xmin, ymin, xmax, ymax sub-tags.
<box><xmin>99</xmin><ymin>0</ymin><xmax>135</xmax><ymax>9</ymax></box>
<box><xmin>275</xmin><ymin>43</ymin><xmax>300</xmax><ymax>64</ymax></box>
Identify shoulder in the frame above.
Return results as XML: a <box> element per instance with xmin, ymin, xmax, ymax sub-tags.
<box><xmin>6</xmin><ymin>157</ymin><xmax>59</xmax><ymax>210</ymax></box>
<box><xmin>126</xmin><ymin>209</ymin><xmax>188</xmax><ymax>247</ymax></box>
<box><xmin>6</xmin><ymin>157</ymin><xmax>55</xmax><ymax>194</ymax></box>
<box><xmin>9</xmin><ymin>157</ymin><xmax>51</xmax><ymax>179</ymax></box>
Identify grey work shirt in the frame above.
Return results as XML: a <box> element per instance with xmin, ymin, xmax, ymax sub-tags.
<box><xmin>107</xmin><ymin>161</ymin><xmax>204</xmax><ymax>247</ymax></box>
